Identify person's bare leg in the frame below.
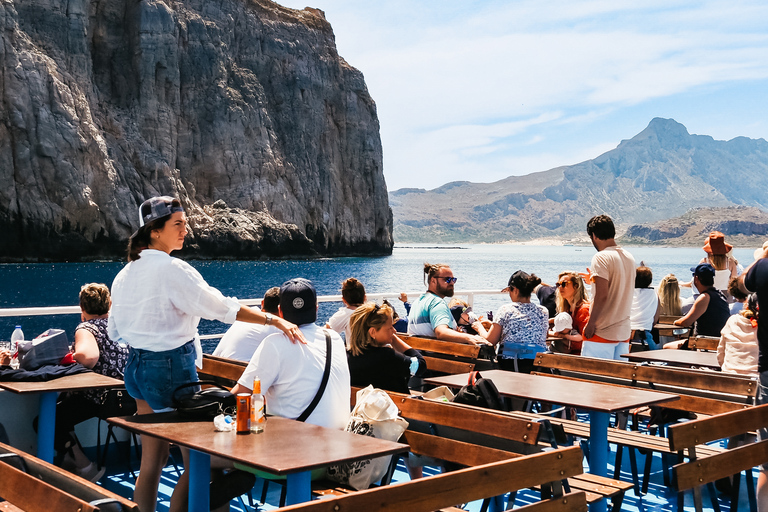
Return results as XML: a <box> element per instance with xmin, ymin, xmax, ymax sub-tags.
<box><xmin>169</xmin><ymin>447</ymin><xmax>190</xmax><ymax>512</ymax></box>
<box><xmin>133</xmin><ymin>399</ymin><xmax>170</xmax><ymax>512</ymax></box>
<box><xmin>757</xmin><ymin>470</ymin><xmax>768</xmax><ymax>512</ymax></box>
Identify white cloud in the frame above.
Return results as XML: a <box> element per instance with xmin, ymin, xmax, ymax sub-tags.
<box><xmin>278</xmin><ymin>0</ymin><xmax>768</xmax><ymax>189</ymax></box>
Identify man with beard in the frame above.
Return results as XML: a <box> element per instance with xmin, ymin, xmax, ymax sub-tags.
<box><xmin>407</xmin><ymin>263</ymin><xmax>489</xmax><ymax>346</ymax></box>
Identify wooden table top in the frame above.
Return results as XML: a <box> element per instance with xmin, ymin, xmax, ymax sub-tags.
<box><xmin>653</xmin><ymin>323</ymin><xmax>689</xmax><ymax>334</ymax></box>
<box><xmin>425</xmin><ymin>369</ymin><xmax>679</xmax><ymax>413</ymax></box>
<box><xmin>623</xmin><ymin>350</ymin><xmax>720</xmax><ymax>370</ymax></box>
<box><xmin>108</xmin><ymin>413</ymin><xmax>409</xmax><ymax>475</ymax></box>
<box><xmin>0</xmin><ymin>372</ymin><xmax>123</xmax><ymax>394</ymax></box>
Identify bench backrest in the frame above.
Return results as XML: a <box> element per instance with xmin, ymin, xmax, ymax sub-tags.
<box><xmin>399</xmin><ymin>334</ymin><xmax>482</xmax><ymax>358</ymax></box>
<box><xmin>667</xmin><ymin>404</ymin><xmax>768</xmax><ymax>491</ymax></box>
<box><xmin>201</xmin><ymin>354</ymin><xmax>247</xmax><ymax>387</ymax></box>
<box><xmin>276</xmin><ymin>447</ymin><xmax>587</xmax><ymax>512</ymax></box>
<box><xmin>0</xmin><ymin>442</ymin><xmax>138</xmax><ymax>512</ymax></box>
<box><xmin>687</xmin><ymin>336</ymin><xmax>719</xmax><ymax>351</ymax></box>
<box><xmin>534</xmin><ymin>353</ymin><xmax>756</xmax><ymax>414</ymax></box>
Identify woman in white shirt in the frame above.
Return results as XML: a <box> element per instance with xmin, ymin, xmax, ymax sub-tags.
<box><xmin>108</xmin><ymin>196</ymin><xmax>303</xmax><ymax>512</ymax></box>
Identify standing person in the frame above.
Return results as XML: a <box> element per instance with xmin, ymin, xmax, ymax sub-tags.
<box><xmin>347</xmin><ymin>302</ymin><xmax>426</xmax><ymax>394</ymax></box>
<box><xmin>212</xmin><ymin>287</ymin><xmax>281</xmax><ymax>361</ymax></box>
<box><xmin>326</xmin><ymin>277</ymin><xmax>366</xmax><ymax>345</ymax></box>
<box><xmin>737</xmin><ymin>242</ymin><xmax>768</xmax><ymax>511</ymax></box>
<box><xmin>407</xmin><ymin>263</ymin><xmax>489</xmax><ymax>346</ymax></box>
<box><xmin>108</xmin><ymin>196</ymin><xmax>303</xmax><ymax>512</ymax></box>
<box><xmin>582</xmin><ymin>215</ymin><xmax>636</xmax><ymax>360</ymax></box>
<box><xmin>487</xmin><ymin>271</ymin><xmax>549</xmax><ymax>373</ymax></box>
<box><xmin>549</xmin><ymin>271</ymin><xmax>590</xmax><ymax>354</ymax></box>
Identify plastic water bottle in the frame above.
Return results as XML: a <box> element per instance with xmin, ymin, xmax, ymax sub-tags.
<box><xmin>10</xmin><ymin>325</ymin><xmax>23</xmax><ymax>356</ymax></box>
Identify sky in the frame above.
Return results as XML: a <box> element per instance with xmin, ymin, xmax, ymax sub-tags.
<box><xmin>276</xmin><ymin>0</ymin><xmax>768</xmax><ymax>191</ymax></box>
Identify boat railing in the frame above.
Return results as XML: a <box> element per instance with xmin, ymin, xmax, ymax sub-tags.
<box><xmin>0</xmin><ymin>289</ymin><xmax>506</xmax><ymax>339</ymax></box>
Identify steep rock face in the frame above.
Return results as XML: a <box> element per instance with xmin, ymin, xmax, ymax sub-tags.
<box><xmin>0</xmin><ymin>0</ymin><xmax>392</xmax><ymax>261</ymax></box>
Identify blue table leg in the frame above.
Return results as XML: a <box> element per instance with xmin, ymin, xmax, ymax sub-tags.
<box><xmin>589</xmin><ymin>411</ymin><xmax>609</xmax><ymax>512</ymax></box>
<box><xmin>286</xmin><ymin>471</ymin><xmax>311</xmax><ymax>505</ymax></box>
<box><xmin>188</xmin><ymin>449</ymin><xmax>210</xmax><ymax>512</ymax></box>
<box><xmin>488</xmin><ymin>494</ymin><xmax>505</xmax><ymax>512</ymax></box>
<box><xmin>37</xmin><ymin>391</ymin><xmax>57</xmax><ymax>463</ymax></box>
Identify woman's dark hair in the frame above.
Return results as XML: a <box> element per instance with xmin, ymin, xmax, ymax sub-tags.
<box><xmin>126</xmin><ymin>198</ymin><xmax>182</xmax><ymax>261</ymax></box>
<box><xmin>79</xmin><ymin>283</ymin><xmax>111</xmax><ymax>316</ymax></box>
<box><xmin>635</xmin><ymin>266</ymin><xmax>653</xmax><ymax>288</ymax></box>
<box><xmin>341</xmin><ymin>278</ymin><xmax>366</xmax><ymax>306</ymax></box>
<box><xmin>728</xmin><ymin>277</ymin><xmax>749</xmax><ymax>302</ymax></box>
<box><xmin>507</xmin><ymin>270</ymin><xmax>541</xmax><ymax>298</ymax></box>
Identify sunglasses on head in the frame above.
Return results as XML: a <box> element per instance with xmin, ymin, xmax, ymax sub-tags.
<box><xmin>437</xmin><ymin>276</ymin><xmax>458</xmax><ymax>284</ymax></box>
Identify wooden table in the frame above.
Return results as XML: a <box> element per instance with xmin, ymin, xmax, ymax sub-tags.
<box><xmin>653</xmin><ymin>323</ymin><xmax>688</xmax><ymax>336</ymax></box>
<box><xmin>623</xmin><ymin>350</ymin><xmax>720</xmax><ymax>370</ymax></box>
<box><xmin>0</xmin><ymin>372</ymin><xmax>123</xmax><ymax>463</ymax></box>
<box><xmin>425</xmin><ymin>369</ymin><xmax>678</xmax><ymax>512</ymax></box>
<box><xmin>108</xmin><ymin>413</ymin><xmax>408</xmax><ymax>511</ymax></box>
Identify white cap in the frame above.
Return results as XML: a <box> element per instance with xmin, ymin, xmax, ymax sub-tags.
<box><xmin>553</xmin><ymin>312</ymin><xmax>573</xmax><ymax>332</ymax></box>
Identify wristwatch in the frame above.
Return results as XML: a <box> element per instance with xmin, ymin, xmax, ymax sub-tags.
<box><xmin>264</xmin><ymin>313</ymin><xmax>273</xmax><ymax>325</ymax></box>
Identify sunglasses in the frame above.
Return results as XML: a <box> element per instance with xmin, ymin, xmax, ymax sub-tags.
<box><xmin>557</xmin><ymin>281</ymin><xmax>569</xmax><ymax>288</ymax></box>
<box><xmin>436</xmin><ymin>276</ymin><xmax>458</xmax><ymax>284</ymax></box>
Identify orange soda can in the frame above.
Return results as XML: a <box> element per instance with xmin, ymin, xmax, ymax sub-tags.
<box><xmin>236</xmin><ymin>393</ymin><xmax>251</xmax><ymax>435</ymax></box>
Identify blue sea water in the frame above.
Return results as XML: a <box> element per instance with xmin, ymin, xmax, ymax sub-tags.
<box><xmin>0</xmin><ymin>244</ymin><xmax>759</xmax><ymax>352</ymax></box>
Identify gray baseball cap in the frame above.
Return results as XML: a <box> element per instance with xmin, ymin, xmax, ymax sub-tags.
<box><xmin>131</xmin><ymin>196</ymin><xmax>184</xmax><ymax>238</ymax></box>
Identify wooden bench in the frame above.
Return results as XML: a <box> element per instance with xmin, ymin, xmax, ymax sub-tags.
<box><xmin>278</xmin><ymin>447</ymin><xmax>588</xmax><ymax>512</ymax></box>
<box><xmin>399</xmin><ymin>334</ymin><xmax>481</xmax><ymax>376</ymax></box>
<box><xmin>201</xmin><ymin>353</ymin><xmax>247</xmax><ymax>388</ymax></box>
<box><xmin>0</xmin><ymin>442</ymin><xmax>138</xmax><ymax>512</ymax></box>
<box><xmin>687</xmin><ymin>335</ymin><xmax>720</xmax><ymax>351</ymax></box>
<box><xmin>668</xmin><ymin>403</ymin><xmax>768</xmax><ymax>512</ymax></box>
<box><xmin>366</xmin><ymin>390</ymin><xmax>631</xmax><ymax>509</ymax></box>
<box><xmin>532</xmin><ymin>352</ymin><xmax>758</xmax><ymax>492</ymax></box>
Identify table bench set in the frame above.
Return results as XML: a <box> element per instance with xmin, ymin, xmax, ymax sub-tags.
<box><xmin>3</xmin><ymin>345</ymin><xmax>765</xmax><ymax>512</ymax></box>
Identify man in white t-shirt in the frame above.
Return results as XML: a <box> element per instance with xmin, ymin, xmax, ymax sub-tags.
<box><xmin>212</xmin><ymin>287</ymin><xmax>280</xmax><ymax>361</ymax></box>
<box><xmin>583</xmin><ymin>215</ymin><xmax>636</xmax><ymax>360</ymax></box>
<box><xmin>231</xmin><ymin>278</ymin><xmax>350</xmax><ymax>430</ymax></box>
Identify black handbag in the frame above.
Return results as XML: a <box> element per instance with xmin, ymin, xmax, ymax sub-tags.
<box><xmin>451</xmin><ymin>371</ymin><xmax>507</xmax><ymax>411</ymax></box>
<box><xmin>172</xmin><ymin>380</ymin><xmax>236</xmax><ymax>419</ymax></box>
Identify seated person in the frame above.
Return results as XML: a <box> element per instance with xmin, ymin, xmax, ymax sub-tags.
<box><xmin>535</xmin><ymin>283</ymin><xmax>558</xmax><ymax>318</ymax></box>
<box><xmin>449</xmin><ymin>298</ymin><xmax>492</xmax><ymax>338</ymax></box>
<box><xmin>487</xmin><ymin>270</ymin><xmax>549</xmax><ymax>373</ymax></box>
<box><xmin>717</xmin><ymin>291</ymin><xmax>758</xmax><ymax>375</ymax></box>
<box><xmin>548</xmin><ymin>271</ymin><xmax>590</xmax><ymax>355</ymax></box>
<box><xmin>347</xmin><ymin>302</ymin><xmax>426</xmax><ymax>394</ymax></box>
<box><xmin>326</xmin><ymin>277</ymin><xmax>366</xmax><ymax>345</ymax></box>
<box><xmin>667</xmin><ymin>263</ymin><xmax>730</xmax><ymax>347</ymax></box>
<box><xmin>548</xmin><ymin>312</ymin><xmax>578</xmax><ymax>353</ymax></box>
<box><xmin>51</xmin><ymin>284</ymin><xmax>132</xmax><ymax>481</ymax></box>
<box><xmin>630</xmin><ymin>265</ymin><xmax>660</xmax><ymax>350</ymax></box>
<box><xmin>384</xmin><ymin>298</ymin><xmax>408</xmax><ymax>333</ymax></box>
<box><xmin>407</xmin><ymin>263</ymin><xmax>489</xmax><ymax>346</ymax></box>
<box><xmin>232</xmin><ymin>278</ymin><xmax>350</xmax><ymax>430</ymax></box>
<box><xmin>212</xmin><ymin>287</ymin><xmax>280</xmax><ymax>361</ymax></box>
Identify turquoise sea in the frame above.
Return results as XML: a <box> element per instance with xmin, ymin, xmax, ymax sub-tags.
<box><xmin>0</xmin><ymin>244</ymin><xmax>759</xmax><ymax>352</ymax></box>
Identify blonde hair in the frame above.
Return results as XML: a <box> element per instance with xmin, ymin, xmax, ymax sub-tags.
<box><xmin>348</xmin><ymin>302</ymin><xmax>393</xmax><ymax>357</ymax></box>
<box><xmin>657</xmin><ymin>274</ymin><xmax>682</xmax><ymax>316</ymax></box>
<box><xmin>555</xmin><ymin>271</ymin><xmax>588</xmax><ymax>314</ymax></box>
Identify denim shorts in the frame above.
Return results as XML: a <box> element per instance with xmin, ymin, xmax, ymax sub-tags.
<box><xmin>124</xmin><ymin>340</ymin><xmax>199</xmax><ymax>412</ymax></box>
<box><xmin>758</xmin><ymin>371</ymin><xmax>768</xmax><ymax>470</ymax></box>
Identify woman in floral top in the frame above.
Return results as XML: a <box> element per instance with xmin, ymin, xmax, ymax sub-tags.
<box><xmin>54</xmin><ymin>283</ymin><xmax>132</xmax><ymax>481</ymax></box>
<box><xmin>487</xmin><ymin>270</ymin><xmax>549</xmax><ymax>373</ymax></box>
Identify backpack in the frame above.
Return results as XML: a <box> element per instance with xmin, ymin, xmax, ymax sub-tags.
<box><xmin>451</xmin><ymin>371</ymin><xmax>507</xmax><ymax>411</ymax></box>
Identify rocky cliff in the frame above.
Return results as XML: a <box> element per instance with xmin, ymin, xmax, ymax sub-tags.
<box><xmin>390</xmin><ymin>118</ymin><xmax>768</xmax><ymax>243</ymax></box>
<box><xmin>0</xmin><ymin>0</ymin><xmax>392</xmax><ymax>261</ymax></box>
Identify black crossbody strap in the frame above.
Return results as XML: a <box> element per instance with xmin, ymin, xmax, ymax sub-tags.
<box><xmin>297</xmin><ymin>331</ymin><xmax>332</xmax><ymax>422</ymax></box>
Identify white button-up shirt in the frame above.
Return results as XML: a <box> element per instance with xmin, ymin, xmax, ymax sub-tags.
<box><xmin>108</xmin><ymin>250</ymin><xmax>240</xmax><ymax>367</ymax></box>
